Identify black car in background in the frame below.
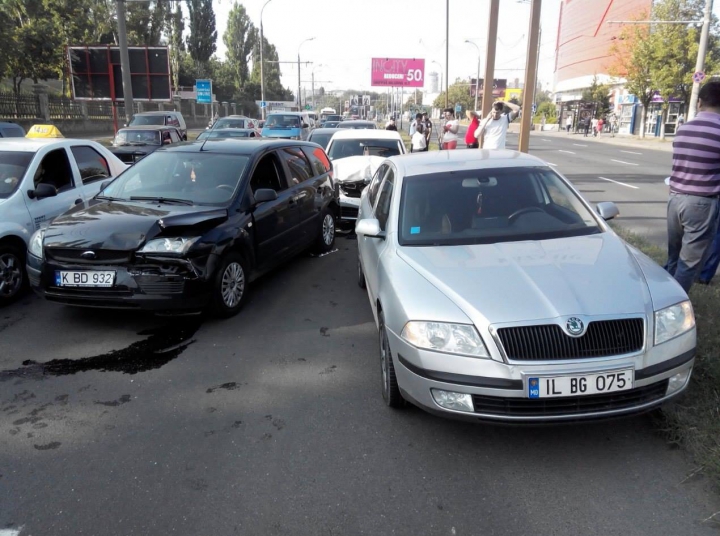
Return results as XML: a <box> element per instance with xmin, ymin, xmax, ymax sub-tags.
<box><xmin>109</xmin><ymin>125</ymin><xmax>183</xmax><ymax>164</ymax></box>
<box><xmin>196</xmin><ymin>128</ymin><xmax>260</xmax><ymax>141</ymax></box>
<box><xmin>27</xmin><ymin>140</ymin><xmax>338</xmax><ymax>317</ymax></box>
<box><xmin>307</xmin><ymin>128</ymin><xmax>344</xmax><ymax>150</ymax></box>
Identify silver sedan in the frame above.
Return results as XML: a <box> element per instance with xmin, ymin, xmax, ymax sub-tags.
<box><xmin>355</xmin><ymin>150</ymin><xmax>696</xmax><ymax>422</ymax></box>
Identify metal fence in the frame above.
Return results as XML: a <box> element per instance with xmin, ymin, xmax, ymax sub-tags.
<box><xmin>47</xmin><ymin>96</ymin><xmax>84</xmax><ymax>119</ymax></box>
<box><xmin>0</xmin><ymin>91</ymin><xmax>40</xmax><ymax>119</ymax></box>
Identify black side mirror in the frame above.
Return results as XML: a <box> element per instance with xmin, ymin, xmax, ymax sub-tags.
<box><xmin>302</xmin><ymin>123</ymin><xmax>309</xmax><ymax>129</ymax></box>
<box><xmin>253</xmin><ymin>188</ymin><xmax>278</xmax><ymax>204</ymax></box>
<box><xmin>27</xmin><ymin>183</ymin><xmax>58</xmax><ymax>200</ymax></box>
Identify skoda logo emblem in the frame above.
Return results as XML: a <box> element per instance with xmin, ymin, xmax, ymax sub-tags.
<box><xmin>80</xmin><ymin>251</ymin><xmax>97</xmax><ymax>260</ymax></box>
<box><xmin>566</xmin><ymin>317</ymin><xmax>585</xmax><ymax>336</ymax></box>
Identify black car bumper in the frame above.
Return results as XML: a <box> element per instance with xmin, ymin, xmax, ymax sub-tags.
<box><xmin>27</xmin><ymin>253</ymin><xmax>214</xmax><ymax>313</ymax></box>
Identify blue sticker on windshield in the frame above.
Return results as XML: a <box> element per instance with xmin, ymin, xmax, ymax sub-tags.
<box><xmin>410</xmin><ymin>227</ymin><xmax>420</xmax><ymax>234</ymax></box>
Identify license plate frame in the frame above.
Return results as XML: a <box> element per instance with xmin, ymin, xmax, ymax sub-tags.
<box><xmin>55</xmin><ymin>270</ymin><xmax>116</xmax><ymax>288</ymax></box>
<box><xmin>526</xmin><ymin>369</ymin><xmax>634</xmax><ymax>399</ymax></box>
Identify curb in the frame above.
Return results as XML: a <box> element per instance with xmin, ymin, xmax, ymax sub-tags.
<box><xmin>535</xmin><ymin>130</ymin><xmax>673</xmax><ymax>153</ymax></box>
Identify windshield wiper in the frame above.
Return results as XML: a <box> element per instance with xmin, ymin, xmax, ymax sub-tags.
<box><xmin>127</xmin><ymin>142</ymin><xmax>149</xmax><ymax>146</ymax></box>
<box><xmin>130</xmin><ymin>196</ymin><xmax>193</xmax><ymax>206</ymax></box>
<box><xmin>96</xmin><ymin>195</ymin><xmax>125</xmax><ymax>201</ymax></box>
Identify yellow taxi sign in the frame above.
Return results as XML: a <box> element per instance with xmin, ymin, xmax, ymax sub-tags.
<box><xmin>26</xmin><ymin>124</ymin><xmax>64</xmax><ymax>138</ymax></box>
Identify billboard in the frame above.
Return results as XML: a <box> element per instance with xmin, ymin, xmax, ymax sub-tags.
<box><xmin>469</xmin><ymin>79</ymin><xmax>507</xmax><ymax>98</ymax></box>
<box><xmin>196</xmin><ymin>79</ymin><xmax>212</xmax><ymax>104</ymax></box>
<box><xmin>68</xmin><ymin>46</ymin><xmax>171</xmax><ymax>101</ymax></box>
<box><xmin>371</xmin><ymin>58</ymin><xmax>425</xmax><ymax>87</ymax></box>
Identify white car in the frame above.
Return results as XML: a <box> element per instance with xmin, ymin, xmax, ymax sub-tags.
<box><xmin>326</xmin><ymin>129</ymin><xmax>406</xmax><ymax>227</ymax></box>
<box><xmin>0</xmin><ymin>138</ymin><xmax>127</xmax><ymax>304</ymax></box>
<box><xmin>356</xmin><ymin>150</ymin><xmax>695</xmax><ymax>422</ymax></box>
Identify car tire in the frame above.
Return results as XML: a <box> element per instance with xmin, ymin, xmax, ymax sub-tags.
<box><xmin>0</xmin><ymin>244</ymin><xmax>26</xmax><ymax>306</ymax></box>
<box><xmin>357</xmin><ymin>255</ymin><xmax>366</xmax><ymax>289</ymax></box>
<box><xmin>313</xmin><ymin>209</ymin><xmax>336</xmax><ymax>254</ymax></box>
<box><xmin>379</xmin><ymin>310</ymin><xmax>405</xmax><ymax>408</ymax></box>
<box><xmin>209</xmin><ymin>252</ymin><xmax>248</xmax><ymax>318</ymax></box>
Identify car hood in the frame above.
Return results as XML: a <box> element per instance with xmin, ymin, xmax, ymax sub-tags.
<box><xmin>332</xmin><ymin>156</ymin><xmax>385</xmax><ymax>183</ymax></box>
<box><xmin>396</xmin><ymin>233</ymin><xmax>652</xmax><ymax>325</ymax></box>
<box><xmin>44</xmin><ymin>200</ymin><xmax>228</xmax><ymax>251</ymax></box>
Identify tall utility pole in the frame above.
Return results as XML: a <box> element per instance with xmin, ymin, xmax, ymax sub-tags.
<box><xmin>689</xmin><ymin>0</ymin><xmax>714</xmax><ymax>120</ymax></box>
<box><xmin>519</xmin><ymin>0</ymin><xmax>542</xmax><ymax>153</ymax></box>
<box><xmin>297</xmin><ymin>37</ymin><xmax>315</xmax><ymax>110</ymax></box>
<box><xmin>482</xmin><ymin>0</ymin><xmax>500</xmax><ymax>118</ymax></box>
<box><xmin>116</xmin><ymin>0</ymin><xmax>134</xmax><ymax>125</ymax></box>
<box><xmin>260</xmin><ymin>0</ymin><xmax>273</xmax><ymax>120</ymax></box>
<box><xmin>444</xmin><ymin>0</ymin><xmax>449</xmax><ymax>108</ymax></box>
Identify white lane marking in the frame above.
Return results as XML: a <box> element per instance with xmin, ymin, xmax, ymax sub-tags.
<box><xmin>598</xmin><ymin>176</ymin><xmax>639</xmax><ymax>189</ymax></box>
<box><xmin>611</xmin><ymin>159</ymin><xmax>639</xmax><ymax>166</ymax></box>
<box><xmin>541</xmin><ymin>138</ymin><xmax>551</xmax><ymax>142</ymax></box>
<box><xmin>620</xmin><ymin>150</ymin><xmax>642</xmax><ymax>155</ymax></box>
<box><xmin>0</xmin><ymin>529</ymin><xmax>23</xmax><ymax>536</ymax></box>
<box><xmin>545</xmin><ymin>162</ymin><xmax>557</xmax><ymax>166</ymax></box>
<box><xmin>572</xmin><ymin>143</ymin><xmax>588</xmax><ymax>147</ymax></box>
<box><xmin>558</xmin><ymin>150</ymin><xmax>575</xmax><ymax>154</ymax></box>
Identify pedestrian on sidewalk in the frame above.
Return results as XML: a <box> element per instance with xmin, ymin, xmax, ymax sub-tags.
<box><xmin>566</xmin><ymin>114</ymin><xmax>572</xmax><ymax>133</ymax></box>
<box><xmin>385</xmin><ymin>118</ymin><xmax>397</xmax><ymax>131</ymax></box>
<box><xmin>665</xmin><ymin>80</ymin><xmax>720</xmax><ymax>292</ymax></box>
<box><xmin>409</xmin><ymin>113</ymin><xmax>422</xmax><ymax>152</ymax></box>
<box><xmin>677</xmin><ymin>113</ymin><xmax>685</xmax><ymax>128</ymax></box>
<box><xmin>591</xmin><ymin>117</ymin><xmax>599</xmax><ymax>137</ymax></box>
<box><xmin>422</xmin><ymin>113</ymin><xmax>432</xmax><ymax>151</ymax></box>
<box><xmin>583</xmin><ymin>118</ymin><xmax>591</xmax><ymax>137</ymax></box>
<box><xmin>411</xmin><ymin>122</ymin><xmax>427</xmax><ymax>153</ymax></box>
<box><xmin>465</xmin><ymin>110</ymin><xmax>480</xmax><ymax>148</ymax></box>
<box><xmin>540</xmin><ymin>114</ymin><xmax>546</xmax><ymax>132</ymax></box>
<box><xmin>441</xmin><ymin>108</ymin><xmax>459</xmax><ymax>150</ymax></box>
<box><xmin>475</xmin><ymin>101</ymin><xmax>520</xmax><ymax>150</ymax></box>
<box><xmin>597</xmin><ymin>117</ymin><xmax>604</xmax><ymax>138</ymax></box>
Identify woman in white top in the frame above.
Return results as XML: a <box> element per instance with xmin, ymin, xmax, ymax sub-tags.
<box><xmin>441</xmin><ymin>108</ymin><xmax>459</xmax><ymax>150</ymax></box>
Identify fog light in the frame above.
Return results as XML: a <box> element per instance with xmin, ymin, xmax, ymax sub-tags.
<box><xmin>667</xmin><ymin>368</ymin><xmax>692</xmax><ymax>395</ymax></box>
<box><xmin>431</xmin><ymin>389</ymin><xmax>474</xmax><ymax>412</ymax></box>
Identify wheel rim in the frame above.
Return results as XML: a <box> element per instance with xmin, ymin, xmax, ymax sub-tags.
<box><xmin>221</xmin><ymin>262</ymin><xmax>245</xmax><ymax>308</ymax></box>
<box><xmin>322</xmin><ymin>214</ymin><xmax>335</xmax><ymax>246</ymax></box>
<box><xmin>380</xmin><ymin>323</ymin><xmax>389</xmax><ymax>394</ymax></box>
<box><xmin>0</xmin><ymin>253</ymin><xmax>23</xmax><ymax>298</ymax></box>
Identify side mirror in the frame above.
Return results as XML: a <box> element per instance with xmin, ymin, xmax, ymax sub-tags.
<box><xmin>99</xmin><ymin>179</ymin><xmax>113</xmax><ymax>191</ymax></box>
<box><xmin>356</xmin><ymin>218</ymin><xmax>385</xmax><ymax>239</ymax></box>
<box><xmin>253</xmin><ymin>188</ymin><xmax>278</xmax><ymax>204</ymax></box>
<box><xmin>27</xmin><ymin>183</ymin><xmax>58</xmax><ymax>200</ymax></box>
<box><xmin>302</xmin><ymin>123</ymin><xmax>309</xmax><ymax>129</ymax></box>
<box><xmin>596</xmin><ymin>201</ymin><xmax>620</xmax><ymax>221</ymax></box>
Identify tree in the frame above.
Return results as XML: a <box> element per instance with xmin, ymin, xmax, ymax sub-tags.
<box><xmin>249</xmin><ymin>36</ymin><xmax>293</xmax><ymax>101</ymax></box>
<box><xmin>533</xmin><ymin>101</ymin><xmax>557</xmax><ymax>124</ymax></box>
<box><xmin>165</xmin><ymin>2</ymin><xmax>185</xmax><ymax>93</ymax></box>
<box><xmin>223</xmin><ymin>3</ymin><xmax>256</xmax><ymax>89</ymax></box>
<box><xmin>186</xmin><ymin>0</ymin><xmax>217</xmax><ymax>77</ymax></box>
<box><xmin>125</xmin><ymin>0</ymin><xmax>167</xmax><ymax>45</ymax></box>
<box><xmin>581</xmin><ymin>75</ymin><xmax>611</xmax><ymax>118</ymax></box>
<box><xmin>433</xmin><ymin>79</ymin><xmax>474</xmax><ymax>113</ymax></box>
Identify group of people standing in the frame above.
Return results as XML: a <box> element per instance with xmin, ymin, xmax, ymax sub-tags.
<box><xmin>461</xmin><ymin>101</ymin><xmax>521</xmax><ymax>150</ymax></box>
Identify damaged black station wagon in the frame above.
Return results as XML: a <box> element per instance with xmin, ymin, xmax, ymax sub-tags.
<box><xmin>26</xmin><ymin>139</ymin><xmax>338</xmax><ymax>317</ymax></box>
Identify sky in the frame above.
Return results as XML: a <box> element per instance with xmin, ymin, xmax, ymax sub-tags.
<box><xmin>209</xmin><ymin>0</ymin><xmax>564</xmax><ymax>96</ymax></box>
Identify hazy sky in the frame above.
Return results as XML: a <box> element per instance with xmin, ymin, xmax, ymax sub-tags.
<box><xmin>210</xmin><ymin>0</ymin><xmax>563</xmax><ymax>95</ymax></box>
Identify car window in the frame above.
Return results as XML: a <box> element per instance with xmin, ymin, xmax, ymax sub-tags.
<box><xmin>0</xmin><ymin>151</ymin><xmax>32</xmax><ymax>199</ymax></box>
<box><xmin>374</xmin><ymin>169</ymin><xmax>395</xmax><ymax>231</ymax></box>
<box><xmin>129</xmin><ymin>115</ymin><xmax>165</xmax><ymax>126</ymax></box>
<box><xmin>0</xmin><ymin>127</ymin><xmax>24</xmax><ymax>138</ymax></box>
<box><xmin>279</xmin><ymin>148</ymin><xmax>314</xmax><ymax>184</ymax></box>
<box><xmin>308</xmin><ymin>132</ymin><xmax>333</xmax><ymax>149</ymax></box>
<box><xmin>328</xmin><ymin>138</ymin><xmax>403</xmax><ymax>160</ymax></box>
<box><xmin>34</xmin><ymin>148</ymin><xmax>75</xmax><ymax>192</ymax></box>
<box><xmin>167</xmin><ymin>115</ymin><xmax>179</xmax><ymax>127</ymax></box>
<box><xmin>398</xmin><ymin>167</ymin><xmax>602</xmax><ymax>246</ymax></box>
<box><xmin>367</xmin><ymin>164</ymin><xmax>388</xmax><ymax>207</ymax></box>
<box><xmin>115</xmin><ymin>129</ymin><xmax>161</xmax><ymax>146</ymax></box>
<box><xmin>302</xmin><ymin>146</ymin><xmax>331</xmax><ymax>177</ymax></box>
<box><xmin>215</xmin><ymin>118</ymin><xmax>246</xmax><ymax>129</ymax></box>
<box><xmin>265</xmin><ymin>115</ymin><xmax>301</xmax><ymax>128</ymax></box>
<box><xmin>170</xmin><ymin>130</ymin><xmax>180</xmax><ymax>143</ymax></box>
<box><xmin>249</xmin><ymin>153</ymin><xmax>287</xmax><ymax>193</ymax></box>
<box><xmin>70</xmin><ymin>146</ymin><xmax>111</xmax><ymax>184</ymax></box>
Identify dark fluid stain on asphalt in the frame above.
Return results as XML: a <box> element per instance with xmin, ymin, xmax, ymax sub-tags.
<box><xmin>95</xmin><ymin>394</ymin><xmax>131</xmax><ymax>407</ymax></box>
<box><xmin>0</xmin><ymin>320</ymin><xmax>202</xmax><ymax>382</ymax></box>
<box><xmin>206</xmin><ymin>382</ymin><xmax>239</xmax><ymax>394</ymax></box>
<box><xmin>34</xmin><ymin>441</ymin><xmax>61</xmax><ymax>451</ymax></box>
<box><xmin>320</xmin><ymin>327</ymin><xmax>330</xmax><ymax>337</ymax></box>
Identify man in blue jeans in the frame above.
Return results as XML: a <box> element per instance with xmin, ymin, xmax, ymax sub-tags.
<box><xmin>698</xmin><ymin>226</ymin><xmax>720</xmax><ymax>284</ymax></box>
<box><xmin>666</xmin><ymin>81</ymin><xmax>720</xmax><ymax>292</ymax></box>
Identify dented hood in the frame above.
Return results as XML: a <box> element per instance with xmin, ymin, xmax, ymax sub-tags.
<box><xmin>44</xmin><ymin>199</ymin><xmax>228</xmax><ymax>251</ymax></box>
<box><xmin>332</xmin><ymin>155</ymin><xmax>385</xmax><ymax>183</ymax></box>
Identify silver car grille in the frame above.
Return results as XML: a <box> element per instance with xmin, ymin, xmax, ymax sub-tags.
<box><xmin>496</xmin><ymin>319</ymin><xmax>644</xmax><ymax>361</ymax></box>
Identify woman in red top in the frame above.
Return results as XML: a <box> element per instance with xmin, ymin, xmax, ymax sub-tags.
<box><xmin>465</xmin><ymin>110</ymin><xmax>480</xmax><ymax>148</ymax></box>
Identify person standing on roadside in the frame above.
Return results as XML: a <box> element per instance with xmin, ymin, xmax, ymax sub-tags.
<box><xmin>465</xmin><ymin>110</ymin><xmax>480</xmax><ymax>148</ymax></box>
<box><xmin>566</xmin><ymin>114</ymin><xmax>572</xmax><ymax>133</ymax></box>
<box><xmin>409</xmin><ymin>112</ymin><xmax>422</xmax><ymax>152</ymax></box>
<box><xmin>597</xmin><ymin>117</ymin><xmax>604</xmax><ymax>138</ymax></box>
<box><xmin>422</xmin><ymin>113</ymin><xmax>432</xmax><ymax>151</ymax></box>
<box><xmin>665</xmin><ymin>80</ymin><xmax>720</xmax><ymax>292</ymax></box>
<box><xmin>475</xmin><ymin>101</ymin><xmax>520</xmax><ymax>150</ymax></box>
<box><xmin>411</xmin><ymin>121</ymin><xmax>426</xmax><ymax>153</ymax></box>
<box><xmin>385</xmin><ymin>118</ymin><xmax>397</xmax><ymax>131</ymax></box>
<box><xmin>441</xmin><ymin>108</ymin><xmax>459</xmax><ymax>150</ymax></box>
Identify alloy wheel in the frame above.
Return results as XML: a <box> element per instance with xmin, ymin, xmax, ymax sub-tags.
<box><xmin>0</xmin><ymin>252</ymin><xmax>23</xmax><ymax>298</ymax></box>
<box><xmin>221</xmin><ymin>262</ymin><xmax>245</xmax><ymax>308</ymax></box>
<box><xmin>322</xmin><ymin>214</ymin><xmax>335</xmax><ymax>246</ymax></box>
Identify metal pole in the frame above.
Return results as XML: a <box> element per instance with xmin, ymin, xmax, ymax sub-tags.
<box><xmin>482</xmin><ymin>0</ymin><xmax>500</xmax><ymax>118</ymax></box>
<box><xmin>519</xmin><ymin>0</ymin><xmax>542</xmax><ymax>153</ymax></box>
<box><xmin>465</xmin><ymin>41</ymin><xmax>481</xmax><ymax>111</ymax></box>
<box><xmin>116</xmin><ymin>0</ymin><xmax>134</xmax><ymax>125</ymax></box>
<box><xmin>311</xmin><ymin>71</ymin><xmax>315</xmax><ymax>110</ymax></box>
<box><xmin>445</xmin><ymin>0</ymin><xmax>449</xmax><ymax>109</ymax></box>
<box><xmin>688</xmin><ymin>0</ymin><xmax>713</xmax><ymax>120</ymax></box>
<box><xmin>297</xmin><ymin>53</ymin><xmax>301</xmax><ymax>110</ymax></box>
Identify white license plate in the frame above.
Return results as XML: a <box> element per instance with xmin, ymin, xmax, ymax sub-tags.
<box><xmin>55</xmin><ymin>271</ymin><xmax>115</xmax><ymax>288</ymax></box>
<box><xmin>527</xmin><ymin>369</ymin><xmax>633</xmax><ymax>398</ymax></box>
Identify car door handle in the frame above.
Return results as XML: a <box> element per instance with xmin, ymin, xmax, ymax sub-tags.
<box><xmin>291</xmin><ymin>192</ymin><xmax>307</xmax><ymax>202</ymax></box>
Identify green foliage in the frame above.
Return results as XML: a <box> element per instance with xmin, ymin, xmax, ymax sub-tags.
<box><xmin>249</xmin><ymin>36</ymin><xmax>293</xmax><ymax>101</ymax></box>
<box><xmin>433</xmin><ymin>79</ymin><xmax>474</xmax><ymax>112</ymax></box>
<box><xmin>165</xmin><ymin>3</ymin><xmax>185</xmax><ymax>92</ymax></box>
<box><xmin>223</xmin><ymin>3</ymin><xmax>256</xmax><ymax>89</ymax></box>
<box><xmin>581</xmin><ymin>75</ymin><xmax>611</xmax><ymax>118</ymax></box>
<box><xmin>125</xmin><ymin>0</ymin><xmax>166</xmax><ymax>46</ymax></box>
<box><xmin>186</xmin><ymin>0</ymin><xmax>217</xmax><ymax>76</ymax></box>
<box><xmin>533</xmin><ymin>101</ymin><xmax>558</xmax><ymax>124</ymax></box>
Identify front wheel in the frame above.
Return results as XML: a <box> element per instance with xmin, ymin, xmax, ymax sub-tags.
<box><xmin>209</xmin><ymin>252</ymin><xmax>248</xmax><ymax>318</ymax></box>
<box><xmin>379</xmin><ymin>311</ymin><xmax>405</xmax><ymax>408</ymax></box>
<box><xmin>0</xmin><ymin>245</ymin><xmax>26</xmax><ymax>306</ymax></box>
<box><xmin>313</xmin><ymin>210</ymin><xmax>336</xmax><ymax>253</ymax></box>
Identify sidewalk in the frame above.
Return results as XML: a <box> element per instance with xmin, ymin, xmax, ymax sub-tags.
<box><xmin>533</xmin><ymin>128</ymin><xmax>674</xmax><ymax>153</ymax></box>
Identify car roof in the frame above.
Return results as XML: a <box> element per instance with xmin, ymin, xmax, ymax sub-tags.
<box><xmin>216</xmin><ymin>115</ymin><xmax>251</xmax><ymax>120</ymax></box>
<box><xmin>329</xmin><ymin>129</ymin><xmax>402</xmax><ymax>141</ymax></box>
<box><xmin>204</xmin><ymin>128</ymin><xmax>256</xmax><ymax>133</ymax></box>
<box><xmin>266</xmin><ymin>111</ymin><xmax>306</xmax><ymax>116</ymax></box>
<box><xmin>0</xmin><ymin>122</ymin><xmax>23</xmax><ymax>128</ymax></box>
<box><xmin>0</xmin><ymin>138</ymin><xmax>103</xmax><ymax>152</ymax></box>
<box><xmin>389</xmin><ymin>149</ymin><xmax>549</xmax><ymax>177</ymax></box>
<box><xmin>341</xmin><ymin>120</ymin><xmax>375</xmax><ymax>125</ymax></box>
<box><xmin>310</xmin><ymin>128</ymin><xmax>343</xmax><ymax>135</ymax></box>
<box><xmin>159</xmin><ymin>139</ymin><xmax>323</xmax><ymax>155</ymax></box>
<box><xmin>119</xmin><ymin>125</ymin><xmax>179</xmax><ymax>131</ymax></box>
<box><xmin>133</xmin><ymin>111</ymin><xmax>182</xmax><ymax>116</ymax></box>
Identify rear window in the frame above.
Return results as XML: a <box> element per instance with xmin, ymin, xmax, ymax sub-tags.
<box><xmin>308</xmin><ymin>132</ymin><xmax>333</xmax><ymax>149</ymax></box>
<box><xmin>302</xmin><ymin>146</ymin><xmax>332</xmax><ymax>176</ymax></box>
<box><xmin>129</xmin><ymin>115</ymin><xmax>165</xmax><ymax>126</ymax></box>
<box><xmin>214</xmin><ymin>118</ymin><xmax>247</xmax><ymax>129</ymax></box>
<box><xmin>0</xmin><ymin>127</ymin><xmax>24</xmax><ymax>138</ymax></box>
<box><xmin>114</xmin><ymin>129</ymin><xmax>161</xmax><ymax>146</ymax></box>
<box><xmin>328</xmin><ymin>138</ymin><xmax>403</xmax><ymax>160</ymax></box>
<box><xmin>0</xmin><ymin>151</ymin><xmax>32</xmax><ymax>198</ymax></box>
<box><xmin>265</xmin><ymin>115</ymin><xmax>301</xmax><ymax>128</ymax></box>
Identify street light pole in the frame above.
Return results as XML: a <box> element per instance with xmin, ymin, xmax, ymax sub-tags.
<box><xmin>260</xmin><ymin>0</ymin><xmax>273</xmax><ymax>120</ymax></box>
<box><xmin>465</xmin><ymin>40</ymin><xmax>481</xmax><ymax>111</ymax></box>
<box><xmin>297</xmin><ymin>37</ymin><xmax>315</xmax><ymax>110</ymax></box>
<box><xmin>445</xmin><ymin>0</ymin><xmax>450</xmax><ymax>109</ymax></box>
<box><xmin>116</xmin><ymin>0</ymin><xmax>134</xmax><ymax>125</ymax></box>
<box><xmin>689</xmin><ymin>0</ymin><xmax>713</xmax><ymax>120</ymax></box>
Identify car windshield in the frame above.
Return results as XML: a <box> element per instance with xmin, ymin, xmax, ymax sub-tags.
<box><xmin>0</xmin><ymin>151</ymin><xmax>32</xmax><ymax>199</ymax></box>
<box><xmin>328</xmin><ymin>139</ymin><xmax>403</xmax><ymax>160</ymax></box>
<box><xmin>198</xmin><ymin>130</ymin><xmax>251</xmax><ymax>140</ymax></box>
<box><xmin>101</xmin><ymin>152</ymin><xmax>249</xmax><ymax>206</ymax></box>
<box><xmin>214</xmin><ymin>118</ymin><xmax>246</xmax><ymax>129</ymax></box>
<box><xmin>398</xmin><ymin>167</ymin><xmax>602</xmax><ymax>246</ymax></box>
<box><xmin>0</xmin><ymin>127</ymin><xmax>24</xmax><ymax>138</ymax></box>
<box><xmin>308</xmin><ymin>132</ymin><xmax>333</xmax><ymax>149</ymax></box>
<box><xmin>115</xmin><ymin>129</ymin><xmax>161</xmax><ymax>146</ymax></box>
<box><xmin>326</xmin><ymin>115</ymin><xmax>341</xmax><ymax>122</ymax></box>
<box><xmin>265</xmin><ymin>115</ymin><xmax>301</xmax><ymax>128</ymax></box>
<box><xmin>129</xmin><ymin>115</ymin><xmax>165</xmax><ymax>126</ymax></box>
<box><xmin>324</xmin><ymin>121</ymin><xmax>341</xmax><ymax>128</ymax></box>
<box><xmin>344</xmin><ymin>122</ymin><xmax>376</xmax><ymax>129</ymax></box>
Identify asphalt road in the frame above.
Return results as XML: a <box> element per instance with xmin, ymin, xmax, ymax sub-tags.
<box><xmin>2</xmin><ymin>230</ymin><xmax>720</xmax><ymax>535</ymax></box>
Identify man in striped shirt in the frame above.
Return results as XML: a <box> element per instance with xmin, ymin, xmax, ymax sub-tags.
<box><xmin>666</xmin><ymin>81</ymin><xmax>720</xmax><ymax>292</ymax></box>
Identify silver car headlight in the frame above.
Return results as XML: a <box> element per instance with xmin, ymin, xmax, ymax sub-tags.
<box><xmin>401</xmin><ymin>321</ymin><xmax>490</xmax><ymax>358</ymax></box>
<box><xmin>138</xmin><ymin>237</ymin><xmax>200</xmax><ymax>255</ymax></box>
<box><xmin>655</xmin><ymin>301</ymin><xmax>695</xmax><ymax>345</ymax></box>
<box><xmin>28</xmin><ymin>228</ymin><xmax>46</xmax><ymax>260</ymax></box>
